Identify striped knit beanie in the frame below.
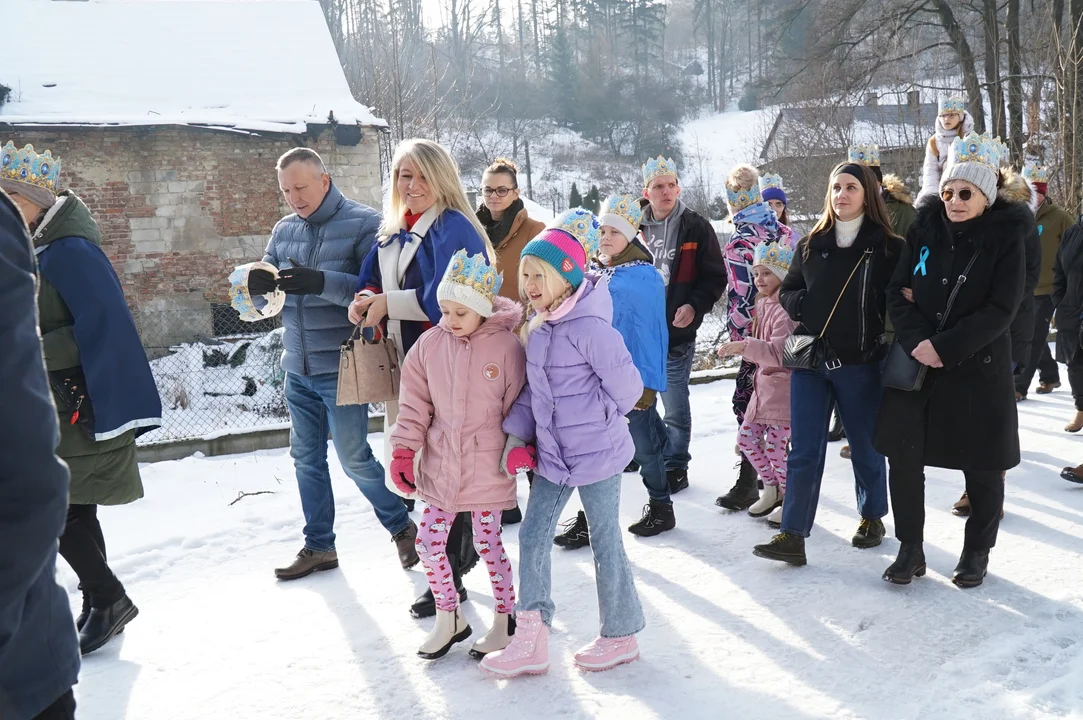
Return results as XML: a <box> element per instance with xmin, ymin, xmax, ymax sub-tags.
<box><xmin>520</xmin><ymin>228</ymin><xmax>587</xmax><ymax>289</ymax></box>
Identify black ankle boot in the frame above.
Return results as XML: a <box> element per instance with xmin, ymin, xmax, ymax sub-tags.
<box><xmin>716</xmin><ymin>458</ymin><xmax>760</xmax><ymax>511</ymax></box>
<box><xmin>952</xmin><ymin>548</ymin><xmax>990</xmax><ymax>588</ymax></box>
<box><xmin>828</xmin><ymin>407</ymin><xmax>846</xmax><ymax>442</ymax></box>
<box><xmin>79</xmin><ymin>594</ymin><xmax>138</xmax><ymax>655</ymax></box>
<box><xmin>502</xmin><ymin>504</ymin><xmax>522</xmax><ymax>525</ymax></box>
<box><xmin>882</xmin><ymin>542</ymin><xmax>926</xmax><ymax>584</ymax></box>
<box><xmin>76</xmin><ymin>587</ymin><xmax>91</xmax><ymax>631</ymax></box>
<box><xmin>666</xmin><ymin>469</ymin><xmax>689</xmax><ymax>494</ymax></box>
<box><xmin>409</xmin><ymin>578</ymin><xmax>468</xmax><ymax>618</ymax></box>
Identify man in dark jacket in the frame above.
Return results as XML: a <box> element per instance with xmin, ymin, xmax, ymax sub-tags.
<box><xmin>249</xmin><ymin>148</ymin><xmax>417</xmax><ymax>581</ymax></box>
<box><xmin>639</xmin><ymin>157</ymin><xmax>727</xmax><ymax>494</ymax></box>
<box><xmin>0</xmin><ymin>189</ymin><xmax>80</xmax><ymax>720</ymax></box>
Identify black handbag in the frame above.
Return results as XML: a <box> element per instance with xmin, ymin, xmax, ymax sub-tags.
<box><xmin>881</xmin><ymin>252</ymin><xmax>980</xmax><ymax>391</ymax></box>
<box><xmin>783</xmin><ymin>250</ymin><xmax>870</xmax><ymax>370</ymax></box>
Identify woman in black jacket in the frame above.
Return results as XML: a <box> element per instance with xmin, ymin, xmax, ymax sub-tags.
<box><xmin>1053</xmin><ymin>220</ymin><xmax>1083</xmax><ymax>432</ymax></box>
<box><xmin>753</xmin><ymin>163</ymin><xmax>902</xmax><ymax>566</ymax></box>
<box><xmin>876</xmin><ymin>136</ymin><xmax>1028</xmax><ymax>589</ymax></box>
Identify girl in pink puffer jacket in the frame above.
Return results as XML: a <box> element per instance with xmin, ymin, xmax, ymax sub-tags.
<box><xmin>389</xmin><ymin>250</ymin><xmax>526</xmax><ymax>662</ymax></box>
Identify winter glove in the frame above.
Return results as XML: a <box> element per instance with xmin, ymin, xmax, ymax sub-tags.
<box><xmin>278</xmin><ymin>257</ymin><xmax>325</xmax><ymax>296</ymax></box>
<box><xmin>500</xmin><ymin>434</ymin><xmax>535</xmax><ymax>478</ymax></box>
<box><xmin>248</xmin><ymin>268</ymin><xmax>278</xmax><ymax>296</ymax></box>
<box><xmin>634</xmin><ymin>388</ymin><xmax>657</xmax><ymax>410</ymax></box>
<box><xmin>390</xmin><ymin>447</ymin><xmax>417</xmax><ymax>495</ymax></box>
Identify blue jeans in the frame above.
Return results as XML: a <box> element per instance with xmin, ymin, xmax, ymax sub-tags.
<box><xmin>780</xmin><ymin>362</ymin><xmax>888</xmax><ymax>538</ymax></box>
<box><xmin>518</xmin><ymin>473</ymin><xmax>645</xmax><ymax>638</ymax></box>
<box><xmin>285</xmin><ymin>373</ymin><xmax>409</xmax><ymax>552</ymax></box>
<box><xmin>660</xmin><ymin>341</ymin><xmax>695</xmax><ymax>471</ymax></box>
<box><xmin>627</xmin><ymin>402</ymin><xmax>670</xmax><ymax>503</ymax></box>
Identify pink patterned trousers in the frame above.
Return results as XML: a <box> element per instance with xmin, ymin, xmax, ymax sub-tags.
<box><xmin>737</xmin><ymin>421</ymin><xmax>791</xmax><ymax>494</ymax></box>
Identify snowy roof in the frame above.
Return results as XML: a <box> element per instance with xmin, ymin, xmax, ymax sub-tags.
<box><xmin>761</xmin><ymin>103</ymin><xmax>937</xmax><ymax>159</ymax></box>
<box><xmin>0</xmin><ymin>0</ymin><xmax>385</xmax><ymax>134</ymax></box>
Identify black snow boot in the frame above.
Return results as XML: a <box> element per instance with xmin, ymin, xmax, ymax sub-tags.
<box><xmin>553</xmin><ymin>510</ymin><xmax>590</xmax><ymax>549</ymax></box>
<box><xmin>828</xmin><ymin>406</ymin><xmax>846</xmax><ymax>442</ymax></box>
<box><xmin>882</xmin><ymin>543</ymin><xmax>927</xmax><ymax>584</ymax></box>
<box><xmin>79</xmin><ymin>594</ymin><xmax>138</xmax><ymax>655</ymax></box>
<box><xmin>410</xmin><ymin>577</ymin><xmax>468</xmax><ymax>619</ymax></box>
<box><xmin>852</xmin><ymin>518</ymin><xmax>886</xmax><ymax>549</ymax></box>
<box><xmin>752</xmin><ymin>532</ymin><xmax>807</xmax><ymax>566</ymax></box>
<box><xmin>76</xmin><ymin>586</ymin><xmax>91</xmax><ymax>631</ymax></box>
<box><xmin>502</xmin><ymin>504</ymin><xmax>523</xmax><ymax>525</ymax></box>
<box><xmin>666</xmin><ymin>469</ymin><xmax>689</xmax><ymax>494</ymax></box>
<box><xmin>952</xmin><ymin>548</ymin><xmax>990</xmax><ymax>588</ymax></box>
<box><xmin>715</xmin><ymin>457</ymin><xmax>760</xmax><ymax>511</ymax></box>
<box><xmin>627</xmin><ymin>500</ymin><xmax>676</xmax><ymax>537</ymax></box>
<box><xmin>402</xmin><ymin>497</ymin><xmax>415</xmax><ymax>512</ymax></box>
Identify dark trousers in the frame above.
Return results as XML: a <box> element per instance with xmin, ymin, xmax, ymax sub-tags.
<box><xmin>1016</xmin><ymin>295</ymin><xmax>1060</xmax><ymax>394</ymax></box>
<box><xmin>58</xmin><ymin>504</ymin><xmax>124</xmax><ymax>609</ymax></box>
<box><xmin>1069</xmin><ymin>351</ymin><xmax>1083</xmax><ymax>411</ymax></box>
<box><xmin>34</xmin><ymin>689</ymin><xmax>76</xmax><ymax>720</ymax></box>
<box><xmin>889</xmin><ymin>461</ymin><xmax>1004</xmax><ymax>550</ymax></box>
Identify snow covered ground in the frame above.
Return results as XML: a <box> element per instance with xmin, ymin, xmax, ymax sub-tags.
<box><xmin>69</xmin><ymin>379</ymin><xmax>1083</xmax><ymax>720</ymax></box>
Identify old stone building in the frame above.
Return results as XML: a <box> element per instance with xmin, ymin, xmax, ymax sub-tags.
<box><xmin>0</xmin><ymin>0</ymin><xmax>386</xmax><ymax>351</ymax></box>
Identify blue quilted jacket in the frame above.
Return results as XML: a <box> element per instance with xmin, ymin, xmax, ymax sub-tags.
<box><xmin>263</xmin><ymin>183</ymin><xmax>380</xmax><ymax>376</ymax></box>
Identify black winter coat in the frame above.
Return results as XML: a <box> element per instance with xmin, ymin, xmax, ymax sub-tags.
<box><xmin>1005</xmin><ymin>173</ymin><xmax>1042</xmax><ymax>371</ymax></box>
<box><xmin>874</xmin><ymin>193</ymin><xmax>1030</xmax><ymax>472</ymax></box>
<box><xmin>1053</xmin><ymin>221</ymin><xmax>1083</xmax><ymax>364</ymax></box>
<box><xmin>779</xmin><ymin>220</ymin><xmax>903</xmax><ymax>366</ymax></box>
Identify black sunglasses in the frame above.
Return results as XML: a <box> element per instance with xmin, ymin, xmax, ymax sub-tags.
<box><xmin>941</xmin><ymin>187</ymin><xmax>974</xmax><ymax>203</ymax></box>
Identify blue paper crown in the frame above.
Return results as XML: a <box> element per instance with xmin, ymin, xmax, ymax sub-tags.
<box><xmin>759</xmin><ymin>173</ymin><xmax>785</xmax><ymax>192</ymax></box>
<box><xmin>0</xmin><ymin>142</ymin><xmax>62</xmax><ymax>194</ymax></box>
<box><xmin>553</xmin><ymin>207</ymin><xmax>601</xmax><ymax>259</ymax></box>
<box><xmin>642</xmin><ymin>155</ymin><xmax>679</xmax><ymax>187</ymax></box>
<box><xmin>1024</xmin><ymin>164</ymin><xmax>1049</xmax><ymax>184</ymax></box>
<box><xmin>753</xmin><ymin>241</ymin><xmax>795</xmax><ymax>278</ymax></box>
<box><xmin>599</xmin><ymin>194</ymin><xmax>644</xmax><ymax>232</ymax></box>
<box><xmin>848</xmin><ymin>143</ymin><xmax>880</xmax><ymax>167</ymax></box>
<box><xmin>726</xmin><ymin>185</ymin><xmax>762</xmax><ymax>213</ymax></box>
<box><xmin>938</xmin><ymin>96</ymin><xmax>966</xmax><ymax>115</ymax></box>
<box><xmin>443</xmin><ymin>249</ymin><xmax>502</xmax><ymax>298</ymax></box>
<box><xmin>949</xmin><ymin>132</ymin><xmax>1003</xmax><ymax>170</ymax></box>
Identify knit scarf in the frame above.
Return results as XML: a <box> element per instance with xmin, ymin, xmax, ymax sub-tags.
<box><xmin>478</xmin><ymin>198</ymin><xmax>524</xmax><ymax>248</ymax></box>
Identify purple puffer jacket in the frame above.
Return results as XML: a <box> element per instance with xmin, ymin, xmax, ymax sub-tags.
<box><xmin>503</xmin><ymin>278</ymin><xmax>643</xmax><ymax>487</ymax></box>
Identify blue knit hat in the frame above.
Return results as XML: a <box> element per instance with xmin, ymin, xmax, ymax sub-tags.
<box><xmin>521</xmin><ymin>228</ymin><xmax>587</xmax><ymax>289</ymax></box>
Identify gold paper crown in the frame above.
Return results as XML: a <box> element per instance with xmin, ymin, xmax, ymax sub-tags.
<box><xmin>642</xmin><ymin>156</ymin><xmax>679</xmax><ymax>187</ymax></box>
<box><xmin>938</xmin><ymin>96</ymin><xmax>966</xmax><ymax>114</ymax></box>
<box><xmin>443</xmin><ymin>250</ymin><xmax>502</xmax><ymax>300</ymax></box>
<box><xmin>848</xmin><ymin>143</ymin><xmax>880</xmax><ymax>167</ymax></box>
<box><xmin>759</xmin><ymin>173</ymin><xmax>784</xmax><ymax>192</ymax></box>
<box><xmin>753</xmin><ymin>240</ymin><xmax>795</xmax><ymax>279</ymax></box>
<box><xmin>949</xmin><ymin>133</ymin><xmax>1003</xmax><ymax>170</ymax></box>
<box><xmin>0</xmin><ymin>142</ymin><xmax>62</xmax><ymax>194</ymax></box>
<box><xmin>1024</xmin><ymin>164</ymin><xmax>1049</xmax><ymax>184</ymax></box>
<box><xmin>599</xmin><ymin>194</ymin><xmax>645</xmax><ymax>233</ymax></box>
<box><xmin>726</xmin><ymin>186</ymin><xmax>762</xmax><ymax>213</ymax></box>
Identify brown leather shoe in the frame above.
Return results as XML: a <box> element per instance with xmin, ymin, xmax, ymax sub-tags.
<box><xmin>275</xmin><ymin>547</ymin><xmax>339</xmax><ymax>581</ymax></box>
<box><xmin>951</xmin><ymin>491</ymin><xmax>970</xmax><ymax>517</ymax></box>
<box><xmin>392</xmin><ymin>520</ymin><xmax>420</xmax><ymax>569</ymax></box>
<box><xmin>1066</xmin><ymin>411</ymin><xmax>1083</xmax><ymax>433</ymax></box>
<box><xmin>1061</xmin><ymin>464</ymin><xmax>1083</xmax><ymax>483</ymax></box>
<box><xmin>1036</xmin><ymin>381</ymin><xmax>1061</xmax><ymax>394</ymax></box>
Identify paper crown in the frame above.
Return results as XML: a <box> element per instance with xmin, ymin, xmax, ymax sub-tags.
<box><xmin>949</xmin><ymin>132</ymin><xmax>1003</xmax><ymax>171</ymax></box>
<box><xmin>1024</xmin><ymin>164</ymin><xmax>1049</xmax><ymax>184</ymax></box>
<box><xmin>442</xmin><ymin>249</ymin><xmax>502</xmax><ymax>299</ymax></box>
<box><xmin>642</xmin><ymin>155</ymin><xmax>679</xmax><ymax>187</ymax></box>
<box><xmin>598</xmin><ymin>194</ymin><xmax>644</xmax><ymax>240</ymax></box>
<box><xmin>726</xmin><ymin>185</ymin><xmax>763</xmax><ymax>213</ymax></box>
<box><xmin>848</xmin><ymin>143</ymin><xmax>880</xmax><ymax>167</ymax></box>
<box><xmin>553</xmin><ymin>207</ymin><xmax>601</xmax><ymax>259</ymax></box>
<box><xmin>228</xmin><ymin>261</ymin><xmax>287</xmax><ymax>322</ymax></box>
<box><xmin>0</xmin><ymin>142</ymin><xmax>62</xmax><ymax>195</ymax></box>
<box><xmin>753</xmin><ymin>241</ymin><xmax>795</xmax><ymax>281</ymax></box>
<box><xmin>938</xmin><ymin>96</ymin><xmax>966</xmax><ymax>115</ymax></box>
<box><xmin>759</xmin><ymin>173</ymin><xmax>785</xmax><ymax>192</ymax></box>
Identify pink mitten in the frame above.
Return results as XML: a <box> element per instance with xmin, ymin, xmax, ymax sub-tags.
<box><xmin>390</xmin><ymin>448</ymin><xmax>416</xmax><ymax>495</ymax></box>
<box><xmin>506</xmin><ymin>445</ymin><xmax>537</xmax><ymax>475</ymax></box>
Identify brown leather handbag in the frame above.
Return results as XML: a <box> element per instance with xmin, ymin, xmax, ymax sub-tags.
<box><xmin>336</xmin><ymin>326</ymin><xmax>401</xmax><ymax>406</ymax></box>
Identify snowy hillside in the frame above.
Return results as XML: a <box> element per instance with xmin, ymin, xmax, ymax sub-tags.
<box><xmin>69</xmin><ymin>379</ymin><xmax>1083</xmax><ymax>720</ymax></box>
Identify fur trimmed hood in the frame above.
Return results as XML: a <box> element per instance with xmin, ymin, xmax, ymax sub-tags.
<box><xmin>881</xmin><ymin>174</ymin><xmax>913</xmax><ymax>206</ymax></box>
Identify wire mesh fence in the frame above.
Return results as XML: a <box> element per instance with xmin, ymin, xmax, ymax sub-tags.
<box><xmin>694</xmin><ymin>300</ymin><xmax>739</xmax><ymax>373</ymax></box>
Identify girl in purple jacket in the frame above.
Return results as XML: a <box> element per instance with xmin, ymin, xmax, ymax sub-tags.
<box><xmin>479</xmin><ymin>228</ymin><xmax>646</xmax><ymax>678</ymax></box>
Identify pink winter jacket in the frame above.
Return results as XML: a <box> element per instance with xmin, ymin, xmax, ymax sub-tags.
<box><xmin>390</xmin><ymin>296</ymin><xmax>527</xmax><ymax>513</ymax></box>
<box><xmin>741</xmin><ymin>294</ymin><xmax>799</xmax><ymax>425</ymax></box>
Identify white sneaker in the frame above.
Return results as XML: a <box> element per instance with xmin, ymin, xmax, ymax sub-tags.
<box><xmin>748</xmin><ymin>484</ymin><xmax>781</xmax><ymax>518</ymax></box>
<box><xmin>766</xmin><ymin>504</ymin><xmax>783</xmax><ymax>527</ymax></box>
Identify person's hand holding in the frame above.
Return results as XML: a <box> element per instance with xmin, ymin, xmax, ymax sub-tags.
<box><xmin>673</xmin><ymin>304</ymin><xmax>695</xmax><ymax>328</ymax></box>
<box><xmin>717</xmin><ymin>341</ymin><xmax>747</xmax><ymax>358</ymax></box>
<box><xmin>902</xmin><ymin>287</ymin><xmax>914</xmax><ymax>303</ymax></box>
<box><xmin>278</xmin><ymin>257</ymin><xmax>325</xmax><ymax>296</ymax></box>
<box><xmin>248</xmin><ymin>268</ymin><xmax>278</xmax><ymax>296</ymax></box>
<box><xmin>348</xmin><ymin>293</ymin><xmax>368</xmax><ymax>324</ymax></box>
<box><xmin>354</xmin><ymin>294</ymin><xmax>389</xmax><ymax>328</ymax></box>
<box><xmin>911</xmin><ymin>339</ymin><xmax>943</xmax><ymax>368</ymax></box>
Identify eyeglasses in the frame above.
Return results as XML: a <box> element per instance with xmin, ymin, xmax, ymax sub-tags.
<box><xmin>941</xmin><ymin>187</ymin><xmax>974</xmax><ymax>203</ymax></box>
<box><xmin>482</xmin><ymin>186</ymin><xmax>516</xmax><ymax>198</ymax></box>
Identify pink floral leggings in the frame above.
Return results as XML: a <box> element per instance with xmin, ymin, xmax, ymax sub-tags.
<box><xmin>415</xmin><ymin>505</ymin><xmax>516</xmax><ymax>614</ymax></box>
<box><xmin>737</xmin><ymin>421</ymin><xmax>791</xmax><ymax>494</ymax></box>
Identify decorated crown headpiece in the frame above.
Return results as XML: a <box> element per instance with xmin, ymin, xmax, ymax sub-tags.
<box><xmin>759</xmin><ymin>173</ymin><xmax>785</xmax><ymax>192</ymax></box>
<box><xmin>1024</xmin><ymin>164</ymin><xmax>1049</xmax><ymax>184</ymax></box>
<box><xmin>598</xmin><ymin>194</ymin><xmax>644</xmax><ymax>239</ymax></box>
<box><xmin>553</xmin><ymin>208</ymin><xmax>601</xmax><ymax>259</ymax></box>
<box><xmin>948</xmin><ymin>132</ymin><xmax>1003</xmax><ymax>171</ymax></box>
<box><xmin>938</xmin><ymin>96</ymin><xmax>966</xmax><ymax>115</ymax></box>
<box><xmin>642</xmin><ymin>155</ymin><xmax>679</xmax><ymax>187</ymax></box>
<box><xmin>443</xmin><ymin>249</ymin><xmax>502</xmax><ymax>299</ymax></box>
<box><xmin>726</xmin><ymin>184</ymin><xmax>763</xmax><ymax>214</ymax></box>
<box><xmin>847</xmin><ymin>143</ymin><xmax>880</xmax><ymax>167</ymax></box>
<box><xmin>228</xmin><ymin>261</ymin><xmax>287</xmax><ymax>322</ymax></box>
<box><xmin>0</xmin><ymin>142</ymin><xmax>62</xmax><ymax>195</ymax></box>
<box><xmin>752</xmin><ymin>241</ymin><xmax>795</xmax><ymax>281</ymax></box>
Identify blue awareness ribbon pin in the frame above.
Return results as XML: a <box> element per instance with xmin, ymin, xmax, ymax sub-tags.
<box><xmin>1038</xmin><ymin>224</ymin><xmax>1044</xmax><ymax>236</ymax></box>
<box><xmin>913</xmin><ymin>245</ymin><xmax>930</xmax><ymax>276</ymax></box>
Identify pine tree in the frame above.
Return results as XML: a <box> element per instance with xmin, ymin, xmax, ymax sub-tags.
<box><xmin>585</xmin><ymin>185</ymin><xmax>601</xmax><ymax>214</ymax></box>
<box><xmin>569</xmin><ymin>183</ymin><xmax>583</xmax><ymax>209</ymax></box>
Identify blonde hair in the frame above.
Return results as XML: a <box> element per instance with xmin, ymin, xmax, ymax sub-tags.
<box><xmin>517</xmin><ymin>255</ymin><xmax>574</xmax><ymax>341</ymax></box>
<box><xmin>725</xmin><ymin>164</ymin><xmax>760</xmax><ymax>193</ymax></box>
<box><xmin>380</xmin><ymin>138</ymin><xmax>496</xmax><ymax>265</ymax></box>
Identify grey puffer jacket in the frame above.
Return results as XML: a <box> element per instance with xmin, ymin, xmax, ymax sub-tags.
<box><xmin>263</xmin><ymin>183</ymin><xmax>380</xmax><ymax>376</ymax></box>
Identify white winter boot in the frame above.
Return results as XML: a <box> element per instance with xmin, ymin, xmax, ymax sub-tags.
<box><xmin>469</xmin><ymin>611</ymin><xmax>516</xmax><ymax>659</ymax></box>
<box><xmin>748</xmin><ymin>484</ymin><xmax>781</xmax><ymax>518</ymax></box>
<box><xmin>766</xmin><ymin>504</ymin><xmax>783</xmax><ymax>527</ymax></box>
<box><xmin>418</xmin><ymin>607</ymin><xmax>472</xmax><ymax>660</ymax></box>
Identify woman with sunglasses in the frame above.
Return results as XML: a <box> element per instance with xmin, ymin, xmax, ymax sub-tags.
<box><xmin>477</xmin><ymin>158</ymin><xmax>545</xmax><ymax>307</ymax></box>
<box><xmin>875</xmin><ymin>134</ymin><xmax>1031</xmax><ymax>589</ymax></box>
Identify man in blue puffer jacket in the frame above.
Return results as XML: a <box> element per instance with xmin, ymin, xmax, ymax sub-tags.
<box><xmin>0</xmin><ymin>189</ymin><xmax>80</xmax><ymax>720</ymax></box>
<box><xmin>249</xmin><ymin>148</ymin><xmax>418</xmax><ymax>581</ymax></box>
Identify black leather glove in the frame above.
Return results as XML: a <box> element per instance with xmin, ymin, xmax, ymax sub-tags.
<box><xmin>278</xmin><ymin>257</ymin><xmax>325</xmax><ymax>296</ymax></box>
<box><xmin>248</xmin><ymin>268</ymin><xmax>278</xmax><ymax>296</ymax></box>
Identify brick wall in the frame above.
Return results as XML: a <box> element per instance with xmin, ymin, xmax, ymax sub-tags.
<box><xmin>5</xmin><ymin>124</ymin><xmax>383</xmax><ymax>351</ymax></box>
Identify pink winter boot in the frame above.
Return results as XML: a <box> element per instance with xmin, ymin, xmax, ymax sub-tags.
<box><xmin>573</xmin><ymin>635</ymin><xmax>640</xmax><ymax>672</ymax></box>
<box><xmin>479</xmin><ymin>610</ymin><xmax>549</xmax><ymax>677</ymax></box>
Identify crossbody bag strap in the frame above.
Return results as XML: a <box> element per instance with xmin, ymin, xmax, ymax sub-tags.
<box><xmin>935</xmin><ymin>251</ymin><xmax>981</xmax><ymax>332</ymax></box>
<box><xmin>817</xmin><ymin>249</ymin><xmax>870</xmax><ymax>339</ymax></box>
